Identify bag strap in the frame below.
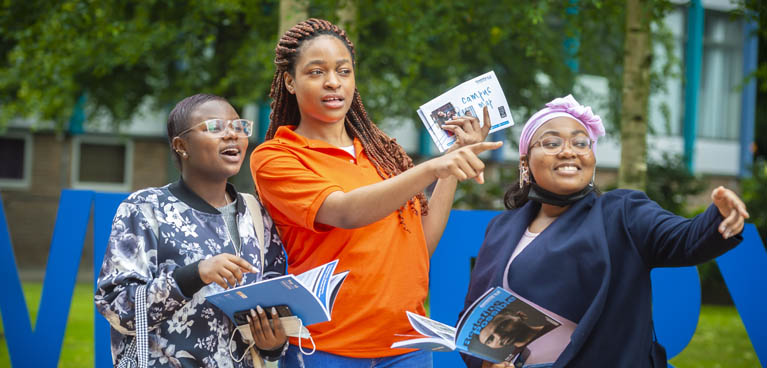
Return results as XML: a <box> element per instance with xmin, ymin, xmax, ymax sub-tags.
<box><xmin>241</xmin><ymin>193</ymin><xmax>268</xmax><ymax>366</ymax></box>
<box><xmin>241</xmin><ymin>193</ymin><xmax>266</xmax><ymax>271</ymax></box>
<box><xmin>117</xmin><ymin>284</ymin><xmax>148</xmax><ymax>368</ymax></box>
<box><xmin>135</xmin><ymin>284</ymin><xmax>148</xmax><ymax>368</ymax></box>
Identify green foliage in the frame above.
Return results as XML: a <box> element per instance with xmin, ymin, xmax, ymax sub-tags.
<box><xmin>0</xmin><ymin>0</ymin><xmax>673</xmax><ymax>135</ymax></box>
<box><xmin>0</xmin><ymin>0</ymin><xmax>279</xmax><ymax>129</ymax></box>
<box><xmin>741</xmin><ymin>158</ymin><xmax>767</xmax><ymax>242</ymax></box>
<box><xmin>644</xmin><ymin>152</ymin><xmax>707</xmax><ymax>216</ymax></box>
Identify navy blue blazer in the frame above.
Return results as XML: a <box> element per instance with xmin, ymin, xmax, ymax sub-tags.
<box><xmin>461</xmin><ymin>189</ymin><xmax>742</xmax><ymax>368</ymax></box>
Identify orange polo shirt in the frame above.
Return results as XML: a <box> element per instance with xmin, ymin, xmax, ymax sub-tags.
<box><xmin>250</xmin><ymin>126</ymin><xmax>429</xmax><ymax>358</ymax></box>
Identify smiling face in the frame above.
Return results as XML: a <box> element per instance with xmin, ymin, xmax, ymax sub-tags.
<box><xmin>525</xmin><ymin>116</ymin><xmax>596</xmax><ymax>195</ymax></box>
<box><xmin>284</xmin><ymin>35</ymin><xmax>356</xmax><ymax>129</ymax></box>
<box><xmin>173</xmin><ymin>100</ymin><xmax>247</xmax><ymax>181</ymax></box>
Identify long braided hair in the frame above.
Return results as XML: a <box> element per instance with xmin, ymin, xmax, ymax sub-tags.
<box><xmin>267</xmin><ymin>18</ymin><xmax>429</xmax><ymax>219</ymax></box>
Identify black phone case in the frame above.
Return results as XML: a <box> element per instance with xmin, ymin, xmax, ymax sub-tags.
<box><xmin>233</xmin><ymin>305</ymin><xmax>292</xmax><ymax>325</ymax></box>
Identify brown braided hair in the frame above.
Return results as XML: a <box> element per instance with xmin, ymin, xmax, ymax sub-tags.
<box><xmin>267</xmin><ymin>18</ymin><xmax>429</xmax><ymax>220</ymax></box>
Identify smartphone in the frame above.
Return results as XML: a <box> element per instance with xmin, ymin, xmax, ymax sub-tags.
<box><xmin>233</xmin><ymin>305</ymin><xmax>292</xmax><ymax>326</ymax></box>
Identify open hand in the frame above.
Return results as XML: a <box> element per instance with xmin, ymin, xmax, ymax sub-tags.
<box><xmin>199</xmin><ymin>253</ymin><xmax>257</xmax><ymax>289</ymax></box>
<box><xmin>443</xmin><ymin>105</ymin><xmax>492</xmax><ymax>150</ymax></box>
<box><xmin>248</xmin><ymin>306</ymin><xmax>288</xmax><ymax>351</ymax></box>
<box><xmin>431</xmin><ymin>141</ymin><xmax>503</xmax><ymax>184</ymax></box>
<box><xmin>711</xmin><ymin>186</ymin><xmax>749</xmax><ymax>239</ymax></box>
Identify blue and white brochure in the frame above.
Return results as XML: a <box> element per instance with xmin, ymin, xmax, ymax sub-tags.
<box><xmin>205</xmin><ymin>260</ymin><xmax>349</xmax><ymax>326</ymax></box>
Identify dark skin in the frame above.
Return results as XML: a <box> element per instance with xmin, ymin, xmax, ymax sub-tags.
<box><xmin>282</xmin><ymin>35</ymin><xmax>500</xmax><ymax>255</ymax></box>
<box><xmin>247</xmin><ymin>306</ymin><xmax>289</xmax><ymax>351</ymax></box>
<box><xmin>171</xmin><ymin>99</ymin><xmax>287</xmax><ymax>351</ymax></box>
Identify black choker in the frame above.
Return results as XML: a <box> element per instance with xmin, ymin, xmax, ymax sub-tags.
<box><xmin>528</xmin><ymin>182</ymin><xmax>595</xmax><ymax>207</ymax></box>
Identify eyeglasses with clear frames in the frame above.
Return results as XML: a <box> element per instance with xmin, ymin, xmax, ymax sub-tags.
<box><xmin>176</xmin><ymin>119</ymin><xmax>254</xmax><ymax>138</ymax></box>
<box><xmin>530</xmin><ymin>135</ymin><xmax>593</xmax><ymax>156</ymax></box>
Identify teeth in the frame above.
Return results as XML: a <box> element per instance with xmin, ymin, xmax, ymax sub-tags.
<box><xmin>556</xmin><ymin>166</ymin><xmax>577</xmax><ymax>172</ymax></box>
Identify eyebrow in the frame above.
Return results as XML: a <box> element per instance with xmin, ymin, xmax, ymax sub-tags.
<box><xmin>539</xmin><ymin>129</ymin><xmax>588</xmax><ymax>137</ymax></box>
<box><xmin>304</xmin><ymin>58</ymin><xmax>352</xmax><ymax>67</ymax></box>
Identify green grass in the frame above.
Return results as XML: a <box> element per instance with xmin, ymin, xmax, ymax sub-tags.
<box><xmin>0</xmin><ymin>283</ymin><xmax>761</xmax><ymax>367</ymax></box>
<box><xmin>671</xmin><ymin>305</ymin><xmax>760</xmax><ymax>368</ymax></box>
<box><xmin>0</xmin><ymin>283</ymin><xmax>94</xmax><ymax>368</ymax></box>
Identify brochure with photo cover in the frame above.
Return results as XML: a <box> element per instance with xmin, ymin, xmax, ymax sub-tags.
<box><xmin>205</xmin><ymin>259</ymin><xmax>349</xmax><ymax>327</ymax></box>
<box><xmin>417</xmin><ymin>71</ymin><xmax>514</xmax><ymax>152</ymax></box>
<box><xmin>391</xmin><ymin>287</ymin><xmax>576</xmax><ymax>365</ymax></box>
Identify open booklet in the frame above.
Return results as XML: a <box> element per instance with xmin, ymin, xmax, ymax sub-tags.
<box><xmin>417</xmin><ymin>70</ymin><xmax>514</xmax><ymax>152</ymax></box>
<box><xmin>392</xmin><ymin>287</ymin><xmax>576</xmax><ymax>365</ymax></box>
<box><xmin>205</xmin><ymin>259</ymin><xmax>349</xmax><ymax>327</ymax></box>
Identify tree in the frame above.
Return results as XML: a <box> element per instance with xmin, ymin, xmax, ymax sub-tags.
<box><xmin>617</xmin><ymin>0</ymin><xmax>652</xmax><ymax>191</ymax></box>
<box><xmin>0</xmin><ymin>0</ymin><xmax>280</xmax><ymax>129</ymax></box>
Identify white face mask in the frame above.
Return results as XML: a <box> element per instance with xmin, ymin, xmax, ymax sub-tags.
<box><xmin>228</xmin><ymin>316</ymin><xmax>316</xmax><ymax>362</ymax></box>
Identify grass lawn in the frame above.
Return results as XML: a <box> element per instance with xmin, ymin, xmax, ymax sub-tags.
<box><xmin>0</xmin><ymin>283</ymin><xmax>761</xmax><ymax>367</ymax></box>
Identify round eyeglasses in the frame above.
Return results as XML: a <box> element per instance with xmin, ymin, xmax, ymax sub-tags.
<box><xmin>177</xmin><ymin>119</ymin><xmax>254</xmax><ymax>138</ymax></box>
<box><xmin>530</xmin><ymin>136</ymin><xmax>593</xmax><ymax>156</ymax></box>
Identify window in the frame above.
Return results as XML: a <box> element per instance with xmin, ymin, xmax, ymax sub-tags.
<box><xmin>0</xmin><ymin>133</ymin><xmax>32</xmax><ymax>189</ymax></box>
<box><xmin>650</xmin><ymin>8</ymin><xmax>744</xmax><ymax>140</ymax></box>
<box><xmin>71</xmin><ymin>136</ymin><xmax>133</xmax><ymax>192</ymax></box>
<box><xmin>698</xmin><ymin>10</ymin><xmax>743</xmax><ymax>140</ymax></box>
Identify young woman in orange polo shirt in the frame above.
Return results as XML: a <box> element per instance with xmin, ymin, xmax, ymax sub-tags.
<box><xmin>250</xmin><ymin>18</ymin><xmax>501</xmax><ymax>367</ymax></box>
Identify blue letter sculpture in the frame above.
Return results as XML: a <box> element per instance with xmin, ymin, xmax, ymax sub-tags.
<box><xmin>0</xmin><ymin>195</ymin><xmax>765</xmax><ymax>367</ymax></box>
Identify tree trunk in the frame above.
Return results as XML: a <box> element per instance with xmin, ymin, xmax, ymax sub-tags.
<box><xmin>618</xmin><ymin>0</ymin><xmax>652</xmax><ymax>191</ymax></box>
<box><xmin>279</xmin><ymin>0</ymin><xmax>308</xmax><ymax>36</ymax></box>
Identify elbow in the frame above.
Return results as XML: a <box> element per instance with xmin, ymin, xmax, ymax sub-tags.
<box><xmin>334</xmin><ymin>214</ymin><xmax>369</xmax><ymax>229</ymax></box>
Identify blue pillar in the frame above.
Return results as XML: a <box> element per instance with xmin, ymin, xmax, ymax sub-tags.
<box><xmin>257</xmin><ymin>101</ymin><xmax>271</xmax><ymax>143</ymax></box>
<box><xmin>419</xmin><ymin>127</ymin><xmax>433</xmax><ymax>157</ymax></box>
<box><xmin>739</xmin><ymin>19</ymin><xmax>758</xmax><ymax>178</ymax></box>
<box><xmin>68</xmin><ymin>93</ymin><xmax>87</xmax><ymax>135</ymax></box>
<box><xmin>564</xmin><ymin>0</ymin><xmax>580</xmax><ymax>73</ymax></box>
<box><xmin>683</xmin><ymin>0</ymin><xmax>704</xmax><ymax>172</ymax></box>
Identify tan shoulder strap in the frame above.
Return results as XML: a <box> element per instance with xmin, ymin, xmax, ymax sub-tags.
<box><xmin>241</xmin><ymin>193</ymin><xmax>265</xmax><ymax>273</ymax></box>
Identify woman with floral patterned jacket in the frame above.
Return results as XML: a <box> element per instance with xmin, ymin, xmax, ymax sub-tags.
<box><xmin>95</xmin><ymin>94</ymin><xmax>288</xmax><ymax>367</ymax></box>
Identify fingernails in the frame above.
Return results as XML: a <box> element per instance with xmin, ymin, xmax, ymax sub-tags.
<box><xmin>251</xmin><ymin>266</ymin><xmax>258</xmax><ymax>273</ymax></box>
<box><xmin>256</xmin><ymin>305</ymin><xmax>264</xmax><ymax>314</ymax></box>
<box><xmin>272</xmin><ymin>307</ymin><xmax>278</xmax><ymax>314</ymax></box>
<box><xmin>246</xmin><ymin>315</ymin><xmax>252</xmax><ymax>323</ymax></box>
<box><xmin>250</xmin><ymin>308</ymin><xmax>256</xmax><ymax>317</ymax></box>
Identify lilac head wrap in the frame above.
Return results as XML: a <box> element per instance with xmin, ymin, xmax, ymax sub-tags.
<box><xmin>518</xmin><ymin>94</ymin><xmax>605</xmax><ymax>157</ymax></box>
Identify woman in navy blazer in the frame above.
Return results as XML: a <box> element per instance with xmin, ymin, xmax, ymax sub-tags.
<box><xmin>462</xmin><ymin>95</ymin><xmax>749</xmax><ymax>368</ymax></box>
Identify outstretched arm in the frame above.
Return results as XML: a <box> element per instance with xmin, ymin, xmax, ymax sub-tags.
<box><xmin>422</xmin><ymin>106</ymin><xmax>493</xmax><ymax>255</ymax></box>
<box><xmin>315</xmin><ymin>140</ymin><xmax>501</xmax><ymax>229</ymax></box>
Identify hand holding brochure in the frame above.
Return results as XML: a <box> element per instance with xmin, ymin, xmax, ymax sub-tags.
<box><xmin>205</xmin><ymin>260</ymin><xmax>349</xmax><ymax>327</ymax></box>
<box><xmin>417</xmin><ymin>71</ymin><xmax>514</xmax><ymax>152</ymax></box>
<box><xmin>391</xmin><ymin>287</ymin><xmax>576</xmax><ymax>365</ymax></box>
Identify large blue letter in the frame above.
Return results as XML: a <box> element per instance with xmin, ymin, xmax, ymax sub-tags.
<box><xmin>717</xmin><ymin>224</ymin><xmax>767</xmax><ymax>366</ymax></box>
<box><xmin>93</xmin><ymin>192</ymin><xmax>129</xmax><ymax>368</ymax></box>
<box><xmin>0</xmin><ymin>190</ymin><xmax>93</xmax><ymax>367</ymax></box>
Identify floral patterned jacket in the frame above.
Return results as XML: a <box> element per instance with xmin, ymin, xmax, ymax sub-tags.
<box><xmin>95</xmin><ymin>180</ymin><xmax>287</xmax><ymax>368</ymax></box>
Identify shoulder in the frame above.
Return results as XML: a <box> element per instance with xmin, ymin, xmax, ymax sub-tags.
<box><xmin>122</xmin><ymin>185</ymin><xmax>173</xmax><ymax>207</ymax></box>
<box><xmin>487</xmin><ymin>207</ymin><xmax>527</xmax><ymax>230</ymax></box>
<box><xmin>595</xmin><ymin>189</ymin><xmax>655</xmax><ymax>210</ymax></box>
<box><xmin>251</xmin><ymin>141</ymin><xmax>301</xmax><ymax>169</ymax></box>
